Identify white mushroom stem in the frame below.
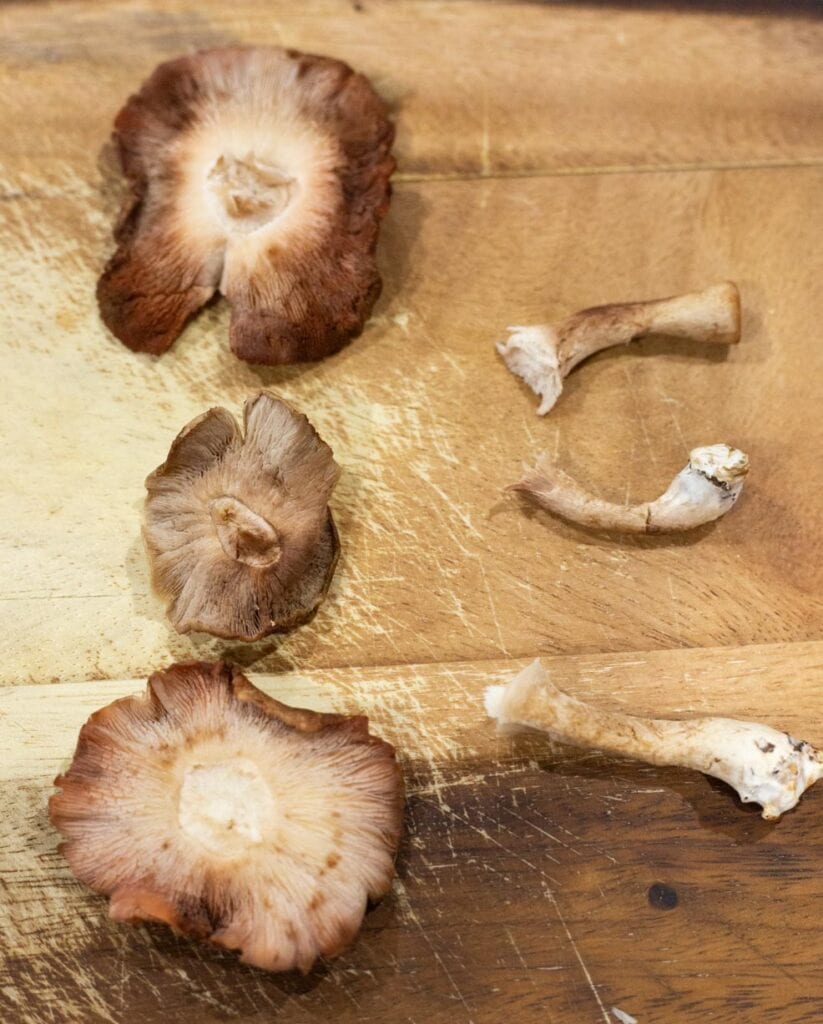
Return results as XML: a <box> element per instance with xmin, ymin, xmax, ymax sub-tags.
<box><xmin>497</xmin><ymin>282</ymin><xmax>740</xmax><ymax>415</ymax></box>
<box><xmin>512</xmin><ymin>443</ymin><xmax>748</xmax><ymax>533</ymax></box>
<box><xmin>486</xmin><ymin>660</ymin><xmax>823</xmax><ymax>820</ymax></box>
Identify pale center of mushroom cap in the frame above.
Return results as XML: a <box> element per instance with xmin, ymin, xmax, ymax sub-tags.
<box><xmin>178</xmin><ymin>759</ymin><xmax>275</xmax><ymax>859</ymax></box>
<box><xmin>207</xmin><ymin>153</ymin><xmax>296</xmax><ymax>232</ymax></box>
<box><xmin>210</xmin><ymin>496</ymin><xmax>282</xmax><ymax>568</ymax></box>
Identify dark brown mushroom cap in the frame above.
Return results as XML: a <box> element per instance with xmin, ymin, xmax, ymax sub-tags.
<box><xmin>97</xmin><ymin>46</ymin><xmax>395</xmax><ymax>364</ymax></box>
<box><xmin>144</xmin><ymin>391</ymin><xmax>340</xmax><ymax>641</ymax></box>
<box><xmin>50</xmin><ymin>661</ymin><xmax>404</xmax><ymax>973</ymax></box>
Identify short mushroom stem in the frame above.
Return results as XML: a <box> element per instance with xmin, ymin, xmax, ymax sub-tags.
<box><xmin>486</xmin><ymin>660</ymin><xmax>823</xmax><ymax>820</ymax></box>
<box><xmin>497</xmin><ymin>282</ymin><xmax>741</xmax><ymax>415</ymax></box>
<box><xmin>511</xmin><ymin>443</ymin><xmax>749</xmax><ymax>534</ymax></box>
<box><xmin>207</xmin><ymin>153</ymin><xmax>296</xmax><ymax>231</ymax></box>
<box><xmin>209</xmin><ymin>496</ymin><xmax>282</xmax><ymax>568</ymax></box>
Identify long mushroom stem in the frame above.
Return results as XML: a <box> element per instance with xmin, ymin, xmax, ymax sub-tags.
<box><xmin>486</xmin><ymin>660</ymin><xmax>823</xmax><ymax>820</ymax></box>
<box><xmin>497</xmin><ymin>282</ymin><xmax>741</xmax><ymax>415</ymax></box>
<box><xmin>512</xmin><ymin>443</ymin><xmax>748</xmax><ymax>533</ymax></box>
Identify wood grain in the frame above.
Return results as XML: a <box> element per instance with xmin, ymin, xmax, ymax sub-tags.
<box><xmin>0</xmin><ymin>0</ymin><xmax>821</xmax><ymax>184</ymax></box>
<box><xmin>1</xmin><ymin>165</ymin><xmax>822</xmax><ymax>683</ymax></box>
<box><xmin>1</xmin><ymin>2</ymin><xmax>822</xmax><ymax>1022</ymax></box>
<box><xmin>4</xmin><ymin>642</ymin><xmax>823</xmax><ymax>1023</ymax></box>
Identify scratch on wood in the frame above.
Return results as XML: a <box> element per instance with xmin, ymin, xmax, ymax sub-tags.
<box><xmin>542</xmin><ymin>883</ymin><xmax>611</xmax><ymax>1024</ymax></box>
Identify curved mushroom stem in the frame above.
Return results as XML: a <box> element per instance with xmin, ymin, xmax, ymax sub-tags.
<box><xmin>497</xmin><ymin>282</ymin><xmax>741</xmax><ymax>415</ymax></box>
<box><xmin>511</xmin><ymin>443</ymin><xmax>748</xmax><ymax>533</ymax></box>
<box><xmin>486</xmin><ymin>660</ymin><xmax>823</xmax><ymax>820</ymax></box>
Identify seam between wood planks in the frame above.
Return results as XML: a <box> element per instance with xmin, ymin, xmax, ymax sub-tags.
<box><xmin>395</xmin><ymin>157</ymin><xmax>823</xmax><ymax>185</ymax></box>
<box><xmin>2</xmin><ymin>158</ymin><xmax>821</xmax><ymax>208</ymax></box>
<box><xmin>4</xmin><ymin>637</ymin><xmax>821</xmax><ymax>690</ymax></box>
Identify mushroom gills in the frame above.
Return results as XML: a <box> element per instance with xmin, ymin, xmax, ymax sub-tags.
<box><xmin>144</xmin><ymin>392</ymin><xmax>341</xmax><ymax>640</ymax></box>
<box><xmin>97</xmin><ymin>46</ymin><xmax>395</xmax><ymax>363</ymax></box>
<box><xmin>50</xmin><ymin>661</ymin><xmax>405</xmax><ymax>972</ymax></box>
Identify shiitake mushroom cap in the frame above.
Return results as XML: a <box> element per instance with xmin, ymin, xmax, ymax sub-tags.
<box><xmin>144</xmin><ymin>391</ymin><xmax>340</xmax><ymax>641</ymax></box>
<box><xmin>97</xmin><ymin>46</ymin><xmax>395</xmax><ymax>364</ymax></box>
<box><xmin>50</xmin><ymin>661</ymin><xmax>405</xmax><ymax>973</ymax></box>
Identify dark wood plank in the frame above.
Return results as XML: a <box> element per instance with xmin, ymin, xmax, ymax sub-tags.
<box><xmin>3</xmin><ymin>647</ymin><xmax>823</xmax><ymax>1023</ymax></box>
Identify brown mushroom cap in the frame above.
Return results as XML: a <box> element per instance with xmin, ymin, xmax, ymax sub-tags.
<box><xmin>97</xmin><ymin>46</ymin><xmax>395</xmax><ymax>364</ymax></box>
<box><xmin>50</xmin><ymin>661</ymin><xmax>404</xmax><ymax>973</ymax></box>
<box><xmin>144</xmin><ymin>391</ymin><xmax>340</xmax><ymax>641</ymax></box>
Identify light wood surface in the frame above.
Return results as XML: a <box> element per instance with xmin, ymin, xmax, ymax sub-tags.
<box><xmin>1</xmin><ymin>1</ymin><xmax>822</xmax><ymax>1022</ymax></box>
<box><xmin>3</xmin><ymin>164</ymin><xmax>822</xmax><ymax>683</ymax></box>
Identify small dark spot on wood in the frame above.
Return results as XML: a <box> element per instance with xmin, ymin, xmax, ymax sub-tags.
<box><xmin>309</xmin><ymin>894</ymin><xmax>325</xmax><ymax>911</ymax></box>
<box><xmin>326</xmin><ymin>852</ymin><xmax>340</xmax><ymax>869</ymax></box>
<box><xmin>648</xmin><ymin>882</ymin><xmax>678</xmax><ymax>910</ymax></box>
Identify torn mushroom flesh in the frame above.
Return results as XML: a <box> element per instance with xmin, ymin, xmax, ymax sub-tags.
<box><xmin>97</xmin><ymin>46</ymin><xmax>395</xmax><ymax>364</ymax></box>
<box><xmin>144</xmin><ymin>391</ymin><xmax>340</xmax><ymax>641</ymax></box>
<box><xmin>497</xmin><ymin>282</ymin><xmax>741</xmax><ymax>415</ymax></box>
<box><xmin>50</xmin><ymin>661</ymin><xmax>404</xmax><ymax>972</ymax></box>
<box><xmin>512</xmin><ymin>443</ymin><xmax>749</xmax><ymax>533</ymax></box>
<box><xmin>486</xmin><ymin>660</ymin><xmax>822</xmax><ymax>820</ymax></box>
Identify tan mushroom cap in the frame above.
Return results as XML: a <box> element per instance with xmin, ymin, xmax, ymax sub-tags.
<box><xmin>50</xmin><ymin>661</ymin><xmax>405</xmax><ymax>973</ymax></box>
<box><xmin>144</xmin><ymin>391</ymin><xmax>340</xmax><ymax>641</ymax></box>
<box><xmin>97</xmin><ymin>46</ymin><xmax>395</xmax><ymax>364</ymax></box>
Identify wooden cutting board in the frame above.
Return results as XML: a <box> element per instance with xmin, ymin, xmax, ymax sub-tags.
<box><xmin>1</xmin><ymin>2</ymin><xmax>822</xmax><ymax>1022</ymax></box>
